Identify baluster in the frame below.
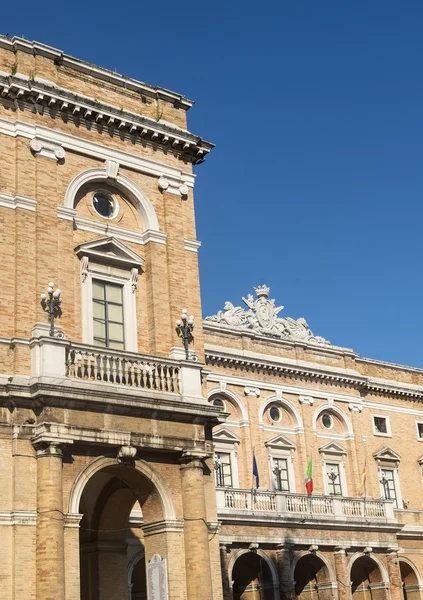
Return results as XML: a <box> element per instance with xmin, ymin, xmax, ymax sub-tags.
<box><xmin>165</xmin><ymin>366</ymin><xmax>171</xmax><ymax>392</ymax></box>
<box><xmin>92</xmin><ymin>352</ymin><xmax>99</xmax><ymax>381</ymax></box>
<box><xmin>104</xmin><ymin>355</ymin><xmax>110</xmax><ymax>382</ymax></box>
<box><xmin>122</xmin><ymin>359</ymin><xmax>128</xmax><ymax>385</ymax></box>
<box><xmin>160</xmin><ymin>364</ymin><xmax>167</xmax><ymax>391</ymax></box>
<box><xmin>116</xmin><ymin>356</ymin><xmax>122</xmax><ymax>384</ymax></box>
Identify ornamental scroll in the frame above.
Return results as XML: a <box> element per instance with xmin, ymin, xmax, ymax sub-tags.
<box><xmin>147</xmin><ymin>554</ymin><xmax>169</xmax><ymax>600</ymax></box>
<box><xmin>205</xmin><ymin>285</ymin><xmax>330</xmax><ymax>346</ymax></box>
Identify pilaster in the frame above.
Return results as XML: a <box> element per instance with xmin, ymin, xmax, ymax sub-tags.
<box><xmin>334</xmin><ymin>547</ymin><xmax>351</xmax><ymax>600</ymax></box>
<box><xmin>276</xmin><ymin>544</ymin><xmax>295</xmax><ymax>600</ymax></box>
<box><xmin>386</xmin><ymin>548</ymin><xmax>402</xmax><ymax>600</ymax></box>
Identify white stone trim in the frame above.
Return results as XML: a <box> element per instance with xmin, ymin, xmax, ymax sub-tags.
<box><xmin>81</xmin><ymin>264</ymin><xmax>138</xmax><ymax>352</ymax></box>
<box><xmin>266</xmin><ymin>437</ymin><xmax>297</xmax><ymax>493</ymax></box>
<box><xmin>0</xmin><ymin>193</ymin><xmax>37</xmax><ymax>211</ymax></box>
<box><xmin>213</xmin><ymin>427</ymin><xmax>240</xmax><ymax>488</ymax></box>
<box><xmin>59</xmin><ymin>212</ymin><xmax>167</xmax><ymax>247</ymax></box>
<box><xmin>319</xmin><ymin>443</ymin><xmax>348</xmax><ymax>497</ymax></box>
<box><xmin>207</xmin><ymin>387</ymin><xmax>249</xmax><ymax>424</ymax></box>
<box><xmin>258</xmin><ymin>395</ymin><xmax>304</xmax><ymax>434</ymax></box>
<box><xmin>68</xmin><ymin>455</ymin><xmax>176</xmax><ymax>520</ymax></box>
<box><xmin>64</xmin><ymin>166</ymin><xmax>160</xmax><ymax>231</ymax></box>
<box><xmin>0</xmin><ymin>511</ymin><xmax>37</xmax><ymax>526</ymax></box>
<box><xmin>347</xmin><ymin>552</ymin><xmax>390</xmax><ymax>584</ymax></box>
<box><xmin>0</xmin><ymin>118</ymin><xmax>196</xmax><ymax>189</ymax></box>
<box><xmin>184</xmin><ymin>238</ymin><xmax>202</xmax><ymax>253</ymax></box>
<box><xmin>312</xmin><ymin>404</ymin><xmax>354</xmax><ymax>441</ymax></box>
<box><xmin>292</xmin><ymin>551</ymin><xmax>336</xmax><ymax>583</ymax></box>
<box><xmin>371</xmin><ymin>413</ymin><xmax>392</xmax><ymax>438</ymax></box>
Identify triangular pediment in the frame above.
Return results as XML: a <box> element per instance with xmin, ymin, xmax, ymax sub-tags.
<box><xmin>75</xmin><ymin>237</ymin><xmax>144</xmax><ymax>270</ymax></box>
<box><xmin>213</xmin><ymin>428</ymin><xmax>240</xmax><ymax>444</ymax></box>
<box><xmin>373</xmin><ymin>447</ymin><xmax>402</xmax><ymax>462</ymax></box>
<box><xmin>265</xmin><ymin>434</ymin><xmax>296</xmax><ymax>451</ymax></box>
<box><xmin>319</xmin><ymin>441</ymin><xmax>347</xmax><ymax>455</ymax></box>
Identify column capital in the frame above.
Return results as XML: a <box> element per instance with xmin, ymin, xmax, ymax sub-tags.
<box><xmin>334</xmin><ymin>546</ymin><xmax>349</xmax><ymax>555</ymax></box>
<box><xmin>33</xmin><ymin>441</ymin><xmax>63</xmax><ymax>458</ymax></box>
<box><xmin>179</xmin><ymin>449</ymin><xmax>212</xmax><ymax>469</ymax></box>
<box><xmin>386</xmin><ymin>547</ymin><xmax>399</xmax><ymax>556</ymax></box>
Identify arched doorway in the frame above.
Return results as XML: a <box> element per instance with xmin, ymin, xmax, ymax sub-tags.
<box><xmin>74</xmin><ymin>459</ymin><xmax>174</xmax><ymax>600</ymax></box>
<box><xmin>231</xmin><ymin>551</ymin><xmax>276</xmax><ymax>599</ymax></box>
<box><xmin>293</xmin><ymin>554</ymin><xmax>333</xmax><ymax>600</ymax></box>
<box><xmin>400</xmin><ymin>560</ymin><xmax>422</xmax><ymax>600</ymax></box>
<box><xmin>350</xmin><ymin>555</ymin><xmax>386</xmax><ymax>600</ymax></box>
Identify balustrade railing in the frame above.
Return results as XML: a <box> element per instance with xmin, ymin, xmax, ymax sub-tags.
<box><xmin>66</xmin><ymin>344</ymin><xmax>181</xmax><ymax>393</ymax></box>
<box><xmin>215</xmin><ymin>488</ymin><xmax>394</xmax><ymax>522</ymax></box>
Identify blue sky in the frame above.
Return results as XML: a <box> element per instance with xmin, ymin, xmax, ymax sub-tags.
<box><xmin>3</xmin><ymin>2</ymin><xmax>423</xmax><ymax>366</ymax></box>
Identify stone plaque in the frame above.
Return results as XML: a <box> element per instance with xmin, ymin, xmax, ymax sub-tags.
<box><xmin>147</xmin><ymin>554</ymin><xmax>169</xmax><ymax>600</ymax></box>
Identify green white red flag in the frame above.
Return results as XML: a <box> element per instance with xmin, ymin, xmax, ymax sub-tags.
<box><xmin>305</xmin><ymin>456</ymin><xmax>313</xmax><ymax>495</ymax></box>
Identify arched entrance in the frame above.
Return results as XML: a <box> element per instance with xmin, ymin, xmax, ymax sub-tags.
<box><xmin>71</xmin><ymin>457</ymin><xmax>176</xmax><ymax>600</ymax></box>
<box><xmin>231</xmin><ymin>551</ymin><xmax>277</xmax><ymax>600</ymax></box>
<box><xmin>350</xmin><ymin>555</ymin><xmax>386</xmax><ymax>600</ymax></box>
<box><xmin>400</xmin><ymin>560</ymin><xmax>422</xmax><ymax>600</ymax></box>
<box><xmin>293</xmin><ymin>554</ymin><xmax>333</xmax><ymax>600</ymax></box>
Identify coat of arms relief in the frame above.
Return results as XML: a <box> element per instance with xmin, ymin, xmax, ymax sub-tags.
<box><xmin>205</xmin><ymin>285</ymin><xmax>330</xmax><ymax>346</ymax></box>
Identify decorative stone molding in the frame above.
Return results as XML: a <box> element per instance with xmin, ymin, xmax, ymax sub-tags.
<box><xmin>105</xmin><ymin>159</ymin><xmax>119</xmax><ymax>179</ymax></box>
<box><xmin>184</xmin><ymin>238</ymin><xmax>202</xmax><ymax>253</ymax></box>
<box><xmin>220</xmin><ymin>381</ymin><xmax>227</xmax><ymax>392</ymax></box>
<box><xmin>349</xmin><ymin>403</ymin><xmax>363</xmax><ymax>413</ymax></box>
<box><xmin>0</xmin><ymin>511</ymin><xmax>37</xmax><ymax>526</ymax></box>
<box><xmin>206</xmin><ymin>285</ymin><xmax>330</xmax><ymax>346</ymax></box>
<box><xmin>0</xmin><ymin>193</ymin><xmax>37</xmax><ymax>211</ymax></box>
<box><xmin>299</xmin><ymin>395</ymin><xmax>314</xmax><ymax>405</ymax></box>
<box><xmin>130</xmin><ymin>267</ymin><xmax>139</xmax><ymax>292</ymax></box>
<box><xmin>117</xmin><ymin>445</ymin><xmax>137</xmax><ymax>463</ymax></box>
<box><xmin>33</xmin><ymin>441</ymin><xmax>64</xmax><ymax>459</ymax></box>
<box><xmin>158</xmin><ymin>175</ymin><xmax>191</xmax><ymax>197</ymax></box>
<box><xmin>244</xmin><ymin>386</ymin><xmax>260</xmax><ymax>397</ymax></box>
<box><xmin>30</xmin><ymin>137</ymin><xmax>65</xmax><ymax>161</ymax></box>
<box><xmin>81</xmin><ymin>256</ymin><xmax>89</xmax><ymax>283</ymax></box>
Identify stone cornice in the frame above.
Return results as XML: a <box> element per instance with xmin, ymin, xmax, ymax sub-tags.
<box><xmin>0</xmin><ymin>72</ymin><xmax>214</xmax><ymax>164</ymax></box>
<box><xmin>0</xmin><ymin>374</ymin><xmax>224</xmax><ymax>425</ymax></box>
<box><xmin>0</xmin><ymin>35</ymin><xmax>194</xmax><ymax>109</ymax></box>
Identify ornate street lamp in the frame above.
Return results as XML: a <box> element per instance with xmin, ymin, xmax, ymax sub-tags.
<box><xmin>175</xmin><ymin>309</ymin><xmax>194</xmax><ymax>360</ymax></box>
<box><xmin>40</xmin><ymin>281</ymin><xmax>63</xmax><ymax>337</ymax></box>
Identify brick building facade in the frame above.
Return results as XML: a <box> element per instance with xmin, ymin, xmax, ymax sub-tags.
<box><xmin>0</xmin><ymin>35</ymin><xmax>422</xmax><ymax>600</ymax></box>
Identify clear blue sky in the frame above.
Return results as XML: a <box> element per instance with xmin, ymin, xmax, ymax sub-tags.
<box><xmin>3</xmin><ymin>2</ymin><xmax>423</xmax><ymax>366</ymax></box>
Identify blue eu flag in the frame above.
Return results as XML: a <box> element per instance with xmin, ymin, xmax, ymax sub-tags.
<box><xmin>252</xmin><ymin>452</ymin><xmax>260</xmax><ymax>488</ymax></box>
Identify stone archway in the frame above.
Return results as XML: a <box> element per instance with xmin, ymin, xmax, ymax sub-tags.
<box><xmin>71</xmin><ymin>458</ymin><xmax>177</xmax><ymax>600</ymax></box>
<box><xmin>400</xmin><ymin>559</ymin><xmax>422</xmax><ymax>600</ymax></box>
<box><xmin>230</xmin><ymin>550</ymin><xmax>277</xmax><ymax>600</ymax></box>
<box><xmin>293</xmin><ymin>553</ymin><xmax>334</xmax><ymax>600</ymax></box>
<box><xmin>350</xmin><ymin>555</ymin><xmax>387</xmax><ymax>600</ymax></box>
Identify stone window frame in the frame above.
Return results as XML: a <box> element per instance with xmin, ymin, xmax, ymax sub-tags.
<box><xmin>319</xmin><ymin>442</ymin><xmax>348</xmax><ymax>497</ymax></box>
<box><xmin>371</xmin><ymin>414</ymin><xmax>392</xmax><ymax>438</ymax></box>
<box><xmin>212</xmin><ymin>428</ymin><xmax>240</xmax><ymax>489</ymax></box>
<box><xmin>373</xmin><ymin>448</ymin><xmax>403</xmax><ymax>509</ymax></box>
<box><xmin>416</xmin><ymin>421</ymin><xmax>423</xmax><ymax>441</ymax></box>
<box><xmin>265</xmin><ymin>435</ymin><xmax>297</xmax><ymax>494</ymax></box>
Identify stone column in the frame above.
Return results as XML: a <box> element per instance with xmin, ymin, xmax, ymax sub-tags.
<box><xmin>276</xmin><ymin>544</ymin><xmax>295</xmax><ymax>600</ymax></box>
<box><xmin>386</xmin><ymin>548</ymin><xmax>403</xmax><ymax>600</ymax></box>
<box><xmin>220</xmin><ymin>544</ymin><xmax>233</xmax><ymax>600</ymax></box>
<box><xmin>180</xmin><ymin>451</ymin><xmax>213</xmax><ymax>600</ymax></box>
<box><xmin>334</xmin><ymin>547</ymin><xmax>351</xmax><ymax>600</ymax></box>
<box><xmin>35</xmin><ymin>441</ymin><xmax>65</xmax><ymax>600</ymax></box>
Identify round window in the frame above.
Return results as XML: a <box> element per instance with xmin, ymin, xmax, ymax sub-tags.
<box><xmin>212</xmin><ymin>398</ymin><xmax>225</xmax><ymax>410</ymax></box>
<box><xmin>322</xmin><ymin>413</ymin><xmax>333</xmax><ymax>429</ymax></box>
<box><xmin>269</xmin><ymin>406</ymin><xmax>282</xmax><ymax>422</ymax></box>
<box><xmin>92</xmin><ymin>192</ymin><xmax>117</xmax><ymax>219</ymax></box>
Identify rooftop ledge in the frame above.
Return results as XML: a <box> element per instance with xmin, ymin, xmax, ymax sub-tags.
<box><xmin>0</xmin><ymin>35</ymin><xmax>194</xmax><ymax>109</ymax></box>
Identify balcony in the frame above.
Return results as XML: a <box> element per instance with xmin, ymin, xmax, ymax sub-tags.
<box><xmin>216</xmin><ymin>488</ymin><xmax>397</xmax><ymax>525</ymax></box>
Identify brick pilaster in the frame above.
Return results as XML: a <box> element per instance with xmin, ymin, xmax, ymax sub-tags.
<box><xmin>180</xmin><ymin>452</ymin><xmax>213</xmax><ymax>600</ymax></box>
<box><xmin>386</xmin><ymin>548</ymin><xmax>403</xmax><ymax>600</ymax></box>
<box><xmin>220</xmin><ymin>544</ymin><xmax>233</xmax><ymax>600</ymax></box>
<box><xmin>334</xmin><ymin>547</ymin><xmax>351</xmax><ymax>600</ymax></box>
<box><xmin>276</xmin><ymin>544</ymin><xmax>295</xmax><ymax>600</ymax></box>
<box><xmin>35</xmin><ymin>441</ymin><xmax>65</xmax><ymax>600</ymax></box>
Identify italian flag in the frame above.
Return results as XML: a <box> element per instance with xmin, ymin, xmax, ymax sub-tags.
<box><xmin>305</xmin><ymin>456</ymin><xmax>313</xmax><ymax>495</ymax></box>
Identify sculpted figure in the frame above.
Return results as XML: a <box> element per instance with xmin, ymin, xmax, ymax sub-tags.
<box><xmin>205</xmin><ymin>301</ymin><xmax>247</xmax><ymax>327</ymax></box>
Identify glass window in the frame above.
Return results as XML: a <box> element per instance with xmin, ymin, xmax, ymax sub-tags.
<box><xmin>379</xmin><ymin>468</ymin><xmax>398</xmax><ymax>507</ymax></box>
<box><xmin>374</xmin><ymin>416</ymin><xmax>387</xmax><ymax>434</ymax></box>
<box><xmin>92</xmin><ymin>280</ymin><xmax>124</xmax><ymax>350</ymax></box>
<box><xmin>212</xmin><ymin>398</ymin><xmax>225</xmax><ymax>410</ymax></box>
<box><xmin>417</xmin><ymin>423</ymin><xmax>423</xmax><ymax>440</ymax></box>
<box><xmin>269</xmin><ymin>406</ymin><xmax>282</xmax><ymax>422</ymax></box>
<box><xmin>214</xmin><ymin>452</ymin><xmax>232</xmax><ymax>488</ymax></box>
<box><xmin>322</xmin><ymin>413</ymin><xmax>333</xmax><ymax>429</ymax></box>
<box><xmin>325</xmin><ymin>463</ymin><xmax>342</xmax><ymax>496</ymax></box>
<box><xmin>272</xmin><ymin>458</ymin><xmax>290</xmax><ymax>492</ymax></box>
<box><xmin>92</xmin><ymin>192</ymin><xmax>116</xmax><ymax>218</ymax></box>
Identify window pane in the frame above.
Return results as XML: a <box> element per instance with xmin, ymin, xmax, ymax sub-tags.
<box><xmin>92</xmin><ymin>282</ymin><xmax>105</xmax><ymax>300</ymax></box>
<box><xmin>326</xmin><ymin>463</ymin><xmax>342</xmax><ymax>496</ymax></box>
<box><xmin>109</xmin><ymin>341</ymin><xmax>125</xmax><ymax>350</ymax></box>
<box><xmin>93</xmin><ymin>320</ymin><xmax>106</xmax><ymax>338</ymax></box>
<box><xmin>374</xmin><ymin>417</ymin><xmax>387</xmax><ymax>433</ymax></box>
<box><xmin>106</xmin><ymin>285</ymin><xmax>123</xmax><ymax>303</ymax></box>
<box><xmin>93</xmin><ymin>301</ymin><xmax>105</xmax><ymax>319</ymax></box>
<box><xmin>109</xmin><ymin>323</ymin><xmax>124</xmax><ymax>341</ymax></box>
<box><xmin>93</xmin><ymin>338</ymin><xmax>107</xmax><ymax>347</ymax></box>
<box><xmin>273</xmin><ymin>458</ymin><xmax>289</xmax><ymax>492</ymax></box>
<box><xmin>418</xmin><ymin>424</ymin><xmax>423</xmax><ymax>439</ymax></box>
<box><xmin>108</xmin><ymin>304</ymin><xmax>123</xmax><ymax>323</ymax></box>
<box><xmin>215</xmin><ymin>452</ymin><xmax>232</xmax><ymax>488</ymax></box>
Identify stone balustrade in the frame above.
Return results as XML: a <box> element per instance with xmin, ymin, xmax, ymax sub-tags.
<box><xmin>216</xmin><ymin>488</ymin><xmax>395</xmax><ymax>522</ymax></box>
